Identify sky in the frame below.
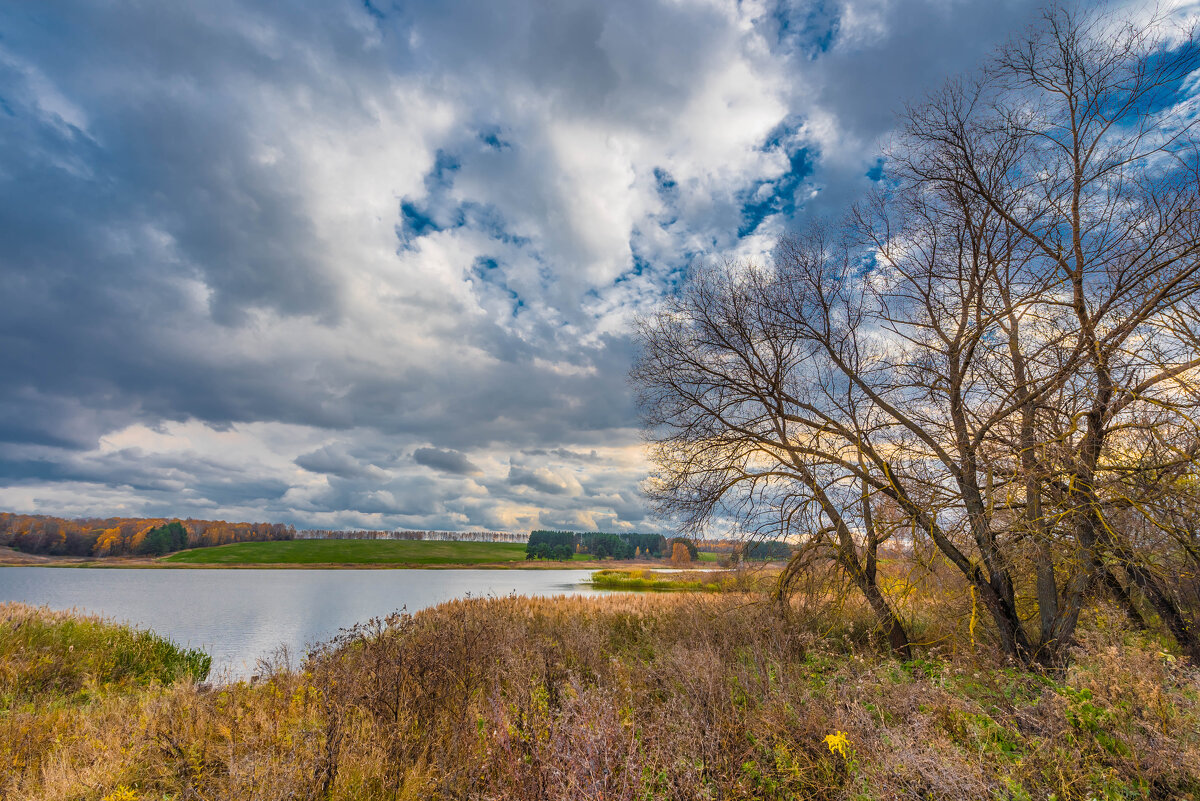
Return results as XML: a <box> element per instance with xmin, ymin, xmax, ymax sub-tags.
<box><xmin>0</xmin><ymin>0</ymin><xmax>1177</xmax><ymax>533</ymax></box>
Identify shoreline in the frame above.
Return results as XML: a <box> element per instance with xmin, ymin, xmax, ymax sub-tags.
<box><xmin>0</xmin><ymin>548</ymin><xmax>702</xmax><ymax>571</ymax></box>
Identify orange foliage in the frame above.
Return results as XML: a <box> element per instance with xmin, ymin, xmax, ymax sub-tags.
<box><xmin>0</xmin><ymin>513</ymin><xmax>294</xmax><ymax>557</ymax></box>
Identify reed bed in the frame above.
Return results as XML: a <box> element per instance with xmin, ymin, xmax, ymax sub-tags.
<box><xmin>2</xmin><ymin>594</ymin><xmax>1198</xmax><ymax>800</ymax></box>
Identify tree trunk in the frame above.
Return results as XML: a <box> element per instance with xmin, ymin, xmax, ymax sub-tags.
<box><xmin>1119</xmin><ymin>559</ymin><xmax>1200</xmax><ymax>662</ymax></box>
<box><xmin>861</xmin><ymin>579</ymin><xmax>913</xmax><ymax>660</ymax></box>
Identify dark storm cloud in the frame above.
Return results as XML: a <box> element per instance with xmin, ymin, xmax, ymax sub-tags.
<box><xmin>0</xmin><ymin>4</ymin><xmax>351</xmax><ymax>323</ymax></box>
<box><xmin>412</xmin><ymin>447</ymin><xmax>482</xmax><ymax>476</ymax></box>
<box><xmin>0</xmin><ymin>443</ymin><xmax>291</xmax><ymax>507</ymax></box>
<box><xmin>296</xmin><ymin>444</ymin><xmax>387</xmax><ymax>480</ymax></box>
<box><xmin>0</xmin><ymin>0</ymin><xmax>1089</xmax><ymax>529</ymax></box>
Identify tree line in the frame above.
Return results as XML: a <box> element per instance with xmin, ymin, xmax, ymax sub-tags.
<box><xmin>633</xmin><ymin>6</ymin><xmax>1200</xmax><ymax>666</ymax></box>
<box><xmin>0</xmin><ymin>513</ymin><xmax>294</xmax><ymax>557</ymax></box>
<box><xmin>526</xmin><ymin>530</ymin><xmax>671</xmax><ymax>560</ymax></box>
<box><xmin>698</xmin><ymin>538</ymin><xmax>797</xmax><ymax>560</ymax></box>
<box><xmin>523</xmin><ymin>530</ymin><xmax>682</xmax><ymax>560</ymax></box>
<box><xmin>526</xmin><ymin>530</ymin><xmax>793</xmax><ymax>562</ymax></box>
<box><xmin>297</xmin><ymin>529</ymin><xmax>527</xmax><ymax>543</ymax></box>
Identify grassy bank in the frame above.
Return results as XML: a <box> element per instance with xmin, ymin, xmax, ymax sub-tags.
<box><xmin>161</xmin><ymin>538</ymin><xmax>530</xmax><ymax>566</ymax></box>
<box><xmin>3</xmin><ymin>597</ymin><xmax>1198</xmax><ymax>800</ymax></box>
<box><xmin>589</xmin><ymin>567</ymin><xmax>730</xmax><ymax>591</ymax></box>
<box><xmin>0</xmin><ymin>603</ymin><xmax>210</xmax><ymax>708</ymax></box>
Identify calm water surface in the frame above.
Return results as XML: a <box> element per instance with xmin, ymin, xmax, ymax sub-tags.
<box><xmin>0</xmin><ymin>567</ymin><xmax>606</xmax><ymax>679</ymax></box>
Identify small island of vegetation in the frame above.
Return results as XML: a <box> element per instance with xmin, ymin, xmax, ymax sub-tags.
<box><xmin>588</xmin><ymin>568</ymin><xmax>730</xmax><ymax>592</ymax></box>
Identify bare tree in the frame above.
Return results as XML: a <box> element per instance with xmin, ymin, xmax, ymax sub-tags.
<box><xmin>633</xmin><ymin>234</ymin><xmax>914</xmax><ymax>659</ymax></box>
<box><xmin>896</xmin><ymin>4</ymin><xmax>1200</xmax><ymax>662</ymax></box>
<box><xmin>633</xmin><ymin>5</ymin><xmax>1200</xmax><ymax>666</ymax></box>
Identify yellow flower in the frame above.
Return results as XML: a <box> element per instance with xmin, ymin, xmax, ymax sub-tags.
<box><xmin>102</xmin><ymin>788</ymin><xmax>139</xmax><ymax>801</ymax></box>
<box><xmin>823</xmin><ymin>730</ymin><xmax>850</xmax><ymax>759</ymax></box>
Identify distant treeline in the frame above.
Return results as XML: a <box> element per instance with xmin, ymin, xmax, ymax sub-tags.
<box><xmin>0</xmin><ymin>510</ymin><xmax>795</xmax><ymax>562</ymax></box>
<box><xmin>698</xmin><ymin>539</ymin><xmax>794</xmax><ymax>560</ymax></box>
<box><xmin>526</xmin><ymin>530</ymin><xmax>699</xmax><ymax>561</ymax></box>
<box><xmin>525</xmin><ymin>530</ymin><xmax>796</xmax><ymax>561</ymax></box>
<box><xmin>0</xmin><ymin>513</ymin><xmax>294</xmax><ymax>557</ymax></box>
<box><xmin>297</xmin><ymin>529</ymin><xmax>525</xmax><ymax>543</ymax></box>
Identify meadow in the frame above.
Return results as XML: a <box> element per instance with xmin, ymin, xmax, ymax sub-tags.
<box><xmin>161</xmin><ymin>538</ymin><xmax>532</xmax><ymax>566</ymax></box>
<box><xmin>3</xmin><ymin>591</ymin><xmax>1198</xmax><ymax>801</ymax></box>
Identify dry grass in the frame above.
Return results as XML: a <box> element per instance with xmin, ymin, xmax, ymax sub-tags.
<box><xmin>2</xmin><ymin>596</ymin><xmax>1198</xmax><ymax>800</ymax></box>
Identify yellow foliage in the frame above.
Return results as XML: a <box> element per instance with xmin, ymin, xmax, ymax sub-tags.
<box><xmin>969</xmin><ymin>585</ymin><xmax>978</xmax><ymax>647</ymax></box>
<box><xmin>822</xmin><ymin>730</ymin><xmax>850</xmax><ymax>759</ymax></box>
<box><xmin>101</xmin><ymin>787</ymin><xmax>139</xmax><ymax>801</ymax></box>
<box><xmin>93</xmin><ymin>528</ymin><xmax>123</xmax><ymax>556</ymax></box>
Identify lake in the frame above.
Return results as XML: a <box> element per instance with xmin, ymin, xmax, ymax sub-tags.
<box><xmin>0</xmin><ymin>567</ymin><xmax>607</xmax><ymax>679</ymax></box>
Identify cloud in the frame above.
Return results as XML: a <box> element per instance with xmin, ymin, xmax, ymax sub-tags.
<box><xmin>506</xmin><ymin>465</ymin><xmax>584</xmax><ymax>497</ymax></box>
<box><xmin>296</xmin><ymin>444</ymin><xmax>390</xmax><ymax>480</ymax></box>
<box><xmin>0</xmin><ymin>0</ymin><xmax>1092</xmax><ymax>531</ymax></box>
<box><xmin>413</xmin><ymin>447</ymin><xmax>482</xmax><ymax>476</ymax></box>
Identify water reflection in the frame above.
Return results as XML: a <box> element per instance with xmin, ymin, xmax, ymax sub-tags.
<box><xmin>0</xmin><ymin>567</ymin><xmax>605</xmax><ymax>679</ymax></box>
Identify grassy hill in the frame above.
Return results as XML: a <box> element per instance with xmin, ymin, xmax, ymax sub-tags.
<box><xmin>162</xmin><ymin>538</ymin><xmax>530</xmax><ymax>566</ymax></box>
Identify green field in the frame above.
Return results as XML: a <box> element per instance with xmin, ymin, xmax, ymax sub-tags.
<box><xmin>162</xmin><ymin>539</ymin><xmax>530</xmax><ymax>566</ymax></box>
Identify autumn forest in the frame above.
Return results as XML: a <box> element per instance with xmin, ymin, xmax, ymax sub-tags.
<box><xmin>0</xmin><ymin>513</ymin><xmax>294</xmax><ymax>558</ymax></box>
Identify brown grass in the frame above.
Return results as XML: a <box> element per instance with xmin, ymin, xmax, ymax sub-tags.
<box><xmin>2</xmin><ymin>595</ymin><xmax>1198</xmax><ymax>800</ymax></box>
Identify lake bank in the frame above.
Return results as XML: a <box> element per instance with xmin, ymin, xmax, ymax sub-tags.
<box><xmin>0</xmin><ymin>566</ymin><xmax>612</xmax><ymax>677</ymax></box>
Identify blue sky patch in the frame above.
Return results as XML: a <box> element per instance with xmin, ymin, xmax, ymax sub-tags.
<box><xmin>478</xmin><ymin>125</ymin><xmax>512</xmax><ymax>150</ymax></box>
<box><xmin>425</xmin><ymin>149</ymin><xmax>460</xmax><ymax>190</ymax></box>
<box><xmin>469</xmin><ymin>256</ymin><xmax>524</xmax><ymax>317</ymax></box>
<box><xmin>398</xmin><ymin>147</ymin><xmax>527</xmax><ymax>246</ymax></box>
<box><xmin>614</xmin><ymin>249</ymin><xmax>652</xmax><ymax>286</ymax></box>
<box><xmin>361</xmin><ymin>0</ymin><xmax>385</xmax><ymax>21</ymax></box>
<box><xmin>738</xmin><ymin>133</ymin><xmax>813</xmax><ymax>237</ymax></box>
<box><xmin>772</xmin><ymin>0</ymin><xmax>840</xmax><ymax>58</ymax></box>
<box><xmin>1123</xmin><ymin>41</ymin><xmax>1200</xmax><ymax>120</ymax></box>
<box><xmin>653</xmin><ymin>166</ymin><xmax>677</xmax><ymax>198</ymax></box>
<box><xmin>399</xmin><ymin>200</ymin><xmax>440</xmax><ymax>237</ymax></box>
